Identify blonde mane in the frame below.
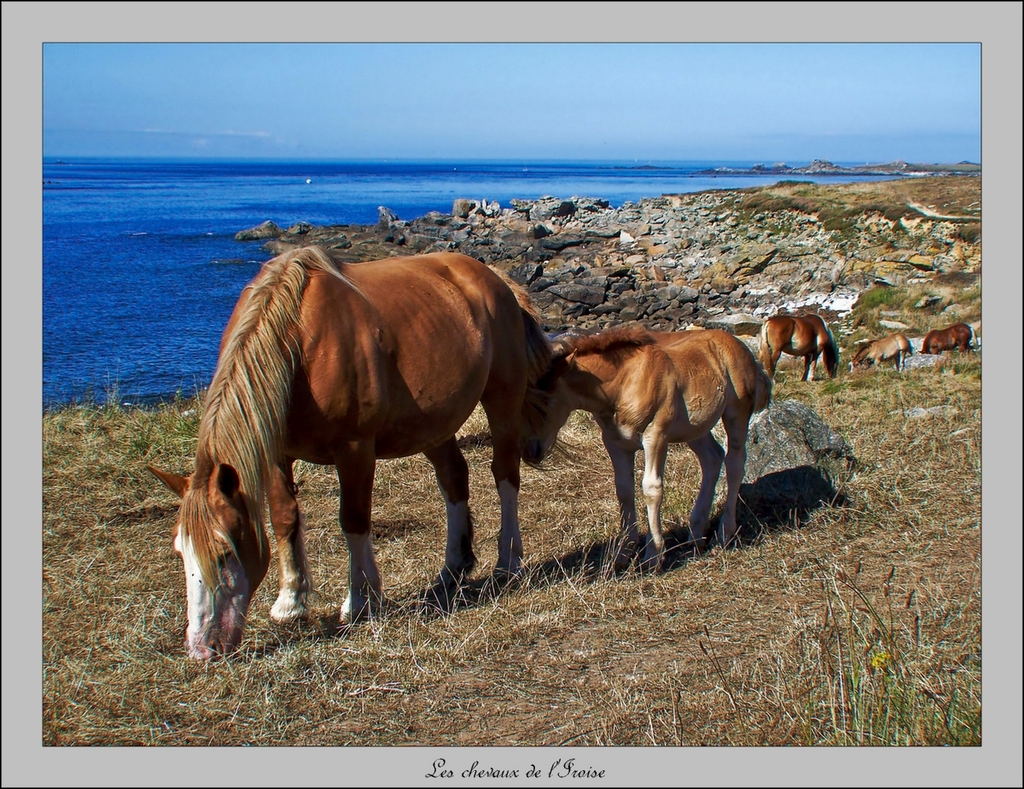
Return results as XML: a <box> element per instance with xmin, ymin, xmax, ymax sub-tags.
<box><xmin>183</xmin><ymin>246</ymin><xmax>349</xmax><ymax>583</ymax></box>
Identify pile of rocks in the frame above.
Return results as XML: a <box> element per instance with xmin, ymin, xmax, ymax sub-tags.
<box><xmin>236</xmin><ymin>187</ymin><xmax>980</xmax><ymax>336</ymax></box>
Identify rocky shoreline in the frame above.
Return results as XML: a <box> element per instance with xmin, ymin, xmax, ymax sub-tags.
<box><xmin>235</xmin><ymin>176</ymin><xmax>981</xmax><ymax>340</ymax></box>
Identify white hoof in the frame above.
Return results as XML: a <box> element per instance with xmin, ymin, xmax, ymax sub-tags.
<box><xmin>270</xmin><ymin>591</ymin><xmax>307</xmax><ymax>623</ymax></box>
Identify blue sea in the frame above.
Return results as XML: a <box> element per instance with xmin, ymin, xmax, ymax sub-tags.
<box><xmin>42</xmin><ymin>158</ymin><xmax>900</xmax><ymax>406</ymax></box>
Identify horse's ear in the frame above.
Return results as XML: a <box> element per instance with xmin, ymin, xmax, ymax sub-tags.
<box><xmin>216</xmin><ymin>463</ymin><xmax>241</xmax><ymax>500</ymax></box>
<box><xmin>148</xmin><ymin>465</ymin><xmax>190</xmax><ymax>498</ymax></box>
<box><xmin>551</xmin><ymin>338</ymin><xmax>575</xmax><ymax>362</ymax></box>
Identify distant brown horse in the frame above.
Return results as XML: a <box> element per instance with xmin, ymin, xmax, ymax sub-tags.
<box><xmin>523</xmin><ymin>327</ymin><xmax>772</xmax><ymax>568</ymax></box>
<box><xmin>758</xmin><ymin>314</ymin><xmax>840</xmax><ymax>380</ymax></box>
<box><xmin>922</xmin><ymin>322</ymin><xmax>975</xmax><ymax>354</ymax></box>
<box><xmin>149</xmin><ymin>247</ymin><xmax>551</xmax><ymax>660</ymax></box>
<box><xmin>851</xmin><ymin>334</ymin><xmax>913</xmax><ymax>371</ymax></box>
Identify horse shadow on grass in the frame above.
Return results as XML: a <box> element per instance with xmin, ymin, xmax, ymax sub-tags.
<box><xmin>254</xmin><ymin>464</ymin><xmax>849</xmax><ymax>650</ymax></box>
<box><xmin>419</xmin><ymin>462</ymin><xmax>849</xmax><ymax>617</ymax></box>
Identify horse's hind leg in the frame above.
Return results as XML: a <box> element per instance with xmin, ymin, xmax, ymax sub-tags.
<box><xmin>336</xmin><ymin>446</ymin><xmax>383</xmax><ymax>624</ymax></box>
<box><xmin>268</xmin><ymin>460</ymin><xmax>312</xmax><ymax>623</ymax></box>
<box><xmin>685</xmin><ymin>432</ymin><xmax>725</xmax><ymax>552</ymax></box>
<box><xmin>423</xmin><ymin>438</ymin><xmax>476</xmax><ymax>603</ymax></box>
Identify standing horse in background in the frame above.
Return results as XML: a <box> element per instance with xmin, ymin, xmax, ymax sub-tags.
<box><xmin>149</xmin><ymin>247</ymin><xmax>551</xmax><ymax>660</ymax></box>
<box><xmin>922</xmin><ymin>322</ymin><xmax>975</xmax><ymax>354</ymax></box>
<box><xmin>758</xmin><ymin>313</ymin><xmax>840</xmax><ymax>380</ymax></box>
<box><xmin>851</xmin><ymin>333</ymin><xmax>913</xmax><ymax>371</ymax></box>
<box><xmin>523</xmin><ymin>327</ymin><xmax>772</xmax><ymax>569</ymax></box>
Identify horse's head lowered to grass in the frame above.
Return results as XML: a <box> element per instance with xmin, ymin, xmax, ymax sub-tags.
<box><xmin>150</xmin><ymin>462</ymin><xmax>270</xmax><ymax>659</ymax></box>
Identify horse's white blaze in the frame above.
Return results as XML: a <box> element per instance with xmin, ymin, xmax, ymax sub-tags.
<box><xmin>176</xmin><ymin>532</ymin><xmax>250</xmax><ymax>658</ymax></box>
<box><xmin>495</xmin><ymin>479</ymin><xmax>522</xmax><ymax>574</ymax></box>
<box><xmin>178</xmin><ymin>533</ymin><xmax>215</xmax><ymax>646</ymax></box>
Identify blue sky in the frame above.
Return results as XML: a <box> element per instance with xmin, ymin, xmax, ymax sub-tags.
<box><xmin>43</xmin><ymin>42</ymin><xmax>980</xmax><ymax>164</ymax></box>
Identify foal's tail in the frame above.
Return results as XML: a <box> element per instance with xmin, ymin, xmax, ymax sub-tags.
<box><xmin>753</xmin><ymin>361</ymin><xmax>773</xmax><ymax>414</ymax></box>
<box><xmin>758</xmin><ymin>320</ymin><xmax>775</xmax><ymax>376</ymax></box>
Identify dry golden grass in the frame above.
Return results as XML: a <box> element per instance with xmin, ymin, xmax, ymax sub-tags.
<box><xmin>42</xmin><ymin>356</ymin><xmax>981</xmax><ymax>748</ymax></box>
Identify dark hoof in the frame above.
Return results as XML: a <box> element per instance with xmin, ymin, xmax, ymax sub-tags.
<box><xmin>480</xmin><ymin>567</ymin><xmax>525</xmax><ymax>600</ymax></box>
<box><xmin>417</xmin><ymin>581</ymin><xmax>463</xmax><ymax>617</ymax></box>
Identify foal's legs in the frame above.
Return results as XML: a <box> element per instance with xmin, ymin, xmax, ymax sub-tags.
<box><xmin>639</xmin><ymin>428</ymin><xmax>671</xmax><ymax>569</ymax></box>
<box><xmin>336</xmin><ymin>446</ymin><xmax>383</xmax><ymax>624</ymax></box>
<box><xmin>268</xmin><ymin>460</ymin><xmax>312</xmax><ymax>623</ymax></box>
<box><xmin>718</xmin><ymin>412</ymin><xmax>751</xmax><ymax>547</ymax></box>
<box><xmin>685</xmin><ymin>432</ymin><xmax>726</xmax><ymax>551</ymax></box>
<box><xmin>600</xmin><ymin>428</ymin><xmax>640</xmax><ymax>570</ymax></box>
<box><xmin>423</xmin><ymin>438</ymin><xmax>476</xmax><ymax>597</ymax></box>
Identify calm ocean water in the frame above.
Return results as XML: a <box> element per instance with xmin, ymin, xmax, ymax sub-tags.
<box><xmin>42</xmin><ymin>158</ymin><xmax>896</xmax><ymax>406</ymax></box>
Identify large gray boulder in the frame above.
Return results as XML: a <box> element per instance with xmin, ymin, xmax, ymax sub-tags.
<box><xmin>735</xmin><ymin>400</ymin><xmax>855</xmax><ymax>531</ymax></box>
<box><xmin>745</xmin><ymin>399</ymin><xmax>854</xmax><ymax>481</ymax></box>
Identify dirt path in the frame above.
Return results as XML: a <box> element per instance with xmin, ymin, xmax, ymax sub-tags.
<box><xmin>906</xmin><ymin>200</ymin><xmax>977</xmax><ymax>221</ymax></box>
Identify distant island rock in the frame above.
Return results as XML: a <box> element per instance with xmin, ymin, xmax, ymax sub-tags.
<box><xmin>697</xmin><ymin>159</ymin><xmax>980</xmax><ymax>177</ymax></box>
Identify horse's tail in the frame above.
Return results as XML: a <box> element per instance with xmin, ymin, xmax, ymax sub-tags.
<box><xmin>758</xmin><ymin>319</ymin><xmax>775</xmax><ymax>376</ymax></box>
<box><xmin>492</xmin><ymin>268</ymin><xmax>552</xmax><ymax>386</ymax></box>
<box><xmin>822</xmin><ymin>320</ymin><xmax>840</xmax><ymax>377</ymax></box>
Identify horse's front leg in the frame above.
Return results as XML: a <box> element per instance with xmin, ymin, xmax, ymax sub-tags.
<box><xmin>639</xmin><ymin>428</ymin><xmax>671</xmax><ymax>570</ymax></box>
<box><xmin>803</xmin><ymin>353</ymin><xmax>816</xmax><ymax>381</ymax></box>
<box><xmin>685</xmin><ymin>432</ymin><xmax>726</xmax><ymax>552</ymax></box>
<box><xmin>422</xmin><ymin>438</ymin><xmax>475</xmax><ymax>608</ymax></box>
<box><xmin>600</xmin><ymin>428</ymin><xmax>640</xmax><ymax>572</ymax></box>
<box><xmin>481</xmin><ymin>398</ymin><xmax>526</xmax><ymax>579</ymax></box>
<box><xmin>268</xmin><ymin>459</ymin><xmax>312</xmax><ymax>623</ymax></box>
<box><xmin>336</xmin><ymin>446</ymin><xmax>382</xmax><ymax>624</ymax></box>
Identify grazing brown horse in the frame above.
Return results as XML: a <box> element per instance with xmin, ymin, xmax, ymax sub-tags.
<box><xmin>523</xmin><ymin>327</ymin><xmax>772</xmax><ymax>568</ymax></box>
<box><xmin>758</xmin><ymin>313</ymin><xmax>840</xmax><ymax>380</ymax></box>
<box><xmin>851</xmin><ymin>333</ymin><xmax>913</xmax><ymax>371</ymax></box>
<box><xmin>922</xmin><ymin>322</ymin><xmax>975</xmax><ymax>354</ymax></box>
<box><xmin>149</xmin><ymin>247</ymin><xmax>551</xmax><ymax>659</ymax></box>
